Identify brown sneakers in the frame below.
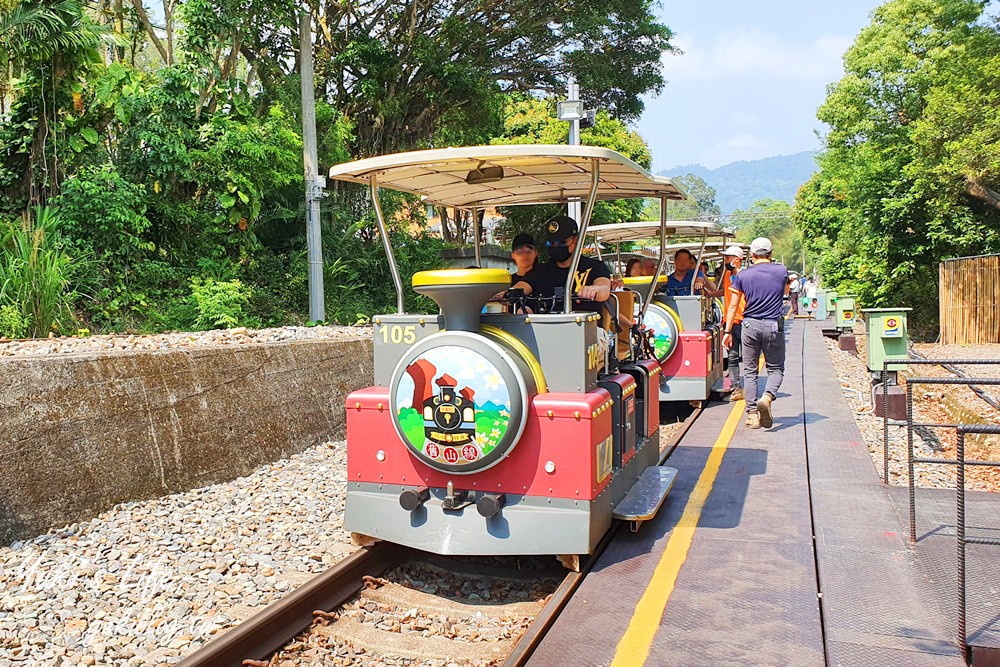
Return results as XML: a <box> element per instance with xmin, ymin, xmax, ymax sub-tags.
<box><xmin>746</xmin><ymin>411</ymin><xmax>761</xmax><ymax>429</ymax></box>
<box><xmin>729</xmin><ymin>387</ymin><xmax>744</xmax><ymax>402</ymax></box>
<box><xmin>757</xmin><ymin>393</ymin><xmax>774</xmax><ymax>428</ymax></box>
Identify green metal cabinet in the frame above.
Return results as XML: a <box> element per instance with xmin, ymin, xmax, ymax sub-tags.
<box><xmin>836</xmin><ymin>295</ymin><xmax>857</xmax><ymax>331</ymax></box>
<box><xmin>861</xmin><ymin>308</ymin><xmax>912</xmax><ymax>374</ymax></box>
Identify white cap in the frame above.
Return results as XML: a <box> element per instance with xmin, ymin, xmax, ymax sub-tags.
<box><xmin>750</xmin><ymin>237</ymin><xmax>772</xmax><ymax>254</ymax></box>
<box><xmin>789</xmin><ymin>272</ymin><xmax>799</xmax><ymax>279</ymax></box>
<box><xmin>721</xmin><ymin>244</ymin><xmax>744</xmax><ymax>258</ymax></box>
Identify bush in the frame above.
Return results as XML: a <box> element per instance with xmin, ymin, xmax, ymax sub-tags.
<box><xmin>0</xmin><ymin>207</ymin><xmax>87</xmax><ymax>337</ymax></box>
<box><xmin>57</xmin><ymin>165</ymin><xmax>152</xmax><ymax>263</ymax></box>
<box><xmin>189</xmin><ymin>277</ymin><xmax>252</xmax><ymax>330</ymax></box>
<box><xmin>0</xmin><ymin>304</ymin><xmax>28</xmax><ymax>339</ymax></box>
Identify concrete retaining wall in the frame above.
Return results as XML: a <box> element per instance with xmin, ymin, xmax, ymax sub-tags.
<box><xmin>0</xmin><ymin>337</ymin><xmax>373</xmax><ymax>543</ymax></box>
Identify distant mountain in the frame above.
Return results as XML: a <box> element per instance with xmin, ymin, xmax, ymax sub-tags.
<box><xmin>659</xmin><ymin>151</ymin><xmax>818</xmax><ymax>214</ymax></box>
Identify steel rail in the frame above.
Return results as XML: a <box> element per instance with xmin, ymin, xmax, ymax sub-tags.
<box><xmin>659</xmin><ymin>403</ymin><xmax>704</xmax><ymax>465</ymax></box>
<box><xmin>956</xmin><ymin>425</ymin><xmax>1000</xmax><ymax>659</ymax></box>
<box><xmin>502</xmin><ymin>523</ymin><xmax>622</xmax><ymax>667</ymax></box>
<box><xmin>908</xmin><ymin>347</ymin><xmax>1000</xmax><ymax>411</ymax></box>
<box><xmin>180</xmin><ymin>405</ymin><xmax>702</xmax><ymax>667</ymax></box>
<box><xmin>881</xmin><ymin>357</ymin><xmax>1000</xmax><ymax>484</ymax></box>
<box><xmin>177</xmin><ymin>542</ymin><xmax>406</xmax><ymax>667</ymax></box>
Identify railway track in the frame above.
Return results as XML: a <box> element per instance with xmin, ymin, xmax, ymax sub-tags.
<box><xmin>178</xmin><ymin>419</ymin><xmax>694</xmax><ymax>667</ymax></box>
<box><xmin>177</xmin><ymin>535</ymin><xmax>617</xmax><ymax>667</ymax></box>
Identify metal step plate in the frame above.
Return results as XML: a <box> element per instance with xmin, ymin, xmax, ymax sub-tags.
<box><xmin>613</xmin><ymin>466</ymin><xmax>678</xmax><ymax>529</ymax></box>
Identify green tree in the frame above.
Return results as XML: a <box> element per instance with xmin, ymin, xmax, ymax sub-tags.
<box><xmin>487</xmin><ymin>94</ymin><xmax>654</xmax><ymax>250</ymax></box>
<box><xmin>0</xmin><ymin>0</ymin><xmax>679</xmax><ymax>334</ymax></box>
<box><xmin>0</xmin><ymin>0</ymin><xmax>122</xmax><ymax>207</ymax></box>
<box><xmin>795</xmin><ymin>0</ymin><xmax>1000</xmax><ymax>335</ymax></box>
<box><xmin>731</xmin><ymin>199</ymin><xmax>812</xmax><ymax>272</ymax></box>
<box><xmin>665</xmin><ymin>174</ymin><xmax>721</xmax><ymax>220</ymax></box>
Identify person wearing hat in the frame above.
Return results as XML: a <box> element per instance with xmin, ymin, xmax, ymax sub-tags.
<box><xmin>722</xmin><ymin>237</ymin><xmax>790</xmax><ymax>429</ymax></box>
<box><xmin>511</xmin><ymin>214</ymin><xmax>611</xmax><ymax>313</ymax></box>
<box><xmin>510</xmin><ymin>232</ymin><xmax>538</xmax><ymax>281</ymax></box>
<box><xmin>714</xmin><ymin>244</ymin><xmax>747</xmax><ymax>401</ymax></box>
<box><xmin>788</xmin><ymin>271</ymin><xmax>801</xmax><ymax>315</ymax></box>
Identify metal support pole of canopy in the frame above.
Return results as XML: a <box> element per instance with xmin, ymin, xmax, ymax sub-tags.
<box><xmin>563</xmin><ymin>159</ymin><xmax>601</xmax><ymax>313</ymax></box>
<box><xmin>691</xmin><ymin>229</ymin><xmax>707</xmax><ymax>296</ymax></box>
<box><xmin>640</xmin><ymin>195</ymin><xmax>669</xmax><ymax>320</ymax></box>
<box><xmin>369</xmin><ymin>175</ymin><xmax>405</xmax><ymax>314</ymax></box>
<box><xmin>472</xmin><ymin>207</ymin><xmax>482</xmax><ymax>267</ymax></box>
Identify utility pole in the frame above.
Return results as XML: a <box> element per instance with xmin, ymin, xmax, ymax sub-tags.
<box><xmin>567</xmin><ymin>77</ymin><xmax>582</xmax><ymax>223</ymax></box>
<box><xmin>300</xmin><ymin>12</ymin><xmax>325</xmax><ymax>323</ymax></box>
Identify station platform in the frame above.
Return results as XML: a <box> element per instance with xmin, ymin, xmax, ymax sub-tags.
<box><xmin>528</xmin><ymin>319</ymin><xmax>999</xmax><ymax>667</ymax></box>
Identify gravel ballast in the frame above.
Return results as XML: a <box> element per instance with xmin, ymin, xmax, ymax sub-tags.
<box><xmin>0</xmin><ymin>441</ymin><xmax>352</xmax><ymax>667</ymax></box>
<box><xmin>825</xmin><ymin>337</ymin><xmax>999</xmax><ymax>492</ymax></box>
<box><xmin>0</xmin><ymin>325</ymin><xmax>371</xmax><ymax>358</ymax></box>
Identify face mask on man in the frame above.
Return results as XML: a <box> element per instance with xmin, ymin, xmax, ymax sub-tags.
<box><xmin>726</xmin><ymin>262</ymin><xmax>737</xmax><ymax>270</ymax></box>
<box><xmin>547</xmin><ymin>241</ymin><xmax>571</xmax><ymax>262</ymax></box>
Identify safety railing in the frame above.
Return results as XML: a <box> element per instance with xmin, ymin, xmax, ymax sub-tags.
<box><xmin>956</xmin><ymin>424</ymin><xmax>1000</xmax><ymax>656</ymax></box>
<box><xmin>901</xmin><ymin>376</ymin><xmax>1000</xmax><ymax>542</ymax></box>
<box><xmin>880</xmin><ymin>359</ymin><xmax>1000</xmax><ymax>484</ymax></box>
<box><xmin>877</xmin><ymin>361</ymin><xmax>1000</xmax><ymax>656</ymax></box>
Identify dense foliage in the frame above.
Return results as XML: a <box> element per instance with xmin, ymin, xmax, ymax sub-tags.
<box><xmin>795</xmin><ymin>0</ymin><xmax>1000</xmax><ymax>336</ymax></box>
<box><xmin>731</xmin><ymin>199</ymin><xmax>814</xmax><ymax>276</ymax></box>
<box><xmin>0</xmin><ymin>0</ymin><xmax>673</xmax><ymax>335</ymax></box>
<box><xmin>488</xmin><ymin>95</ymin><xmax>655</xmax><ymax>254</ymax></box>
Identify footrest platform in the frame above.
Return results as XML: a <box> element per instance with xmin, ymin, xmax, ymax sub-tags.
<box><xmin>613</xmin><ymin>466</ymin><xmax>678</xmax><ymax>530</ymax></box>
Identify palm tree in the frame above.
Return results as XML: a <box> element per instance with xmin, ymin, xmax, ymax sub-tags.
<box><xmin>0</xmin><ymin>0</ymin><xmax>121</xmax><ymax>204</ymax></box>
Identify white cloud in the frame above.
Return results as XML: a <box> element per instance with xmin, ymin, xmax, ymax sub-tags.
<box><xmin>665</xmin><ymin>29</ymin><xmax>850</xmax><ymax>83</ymax></box>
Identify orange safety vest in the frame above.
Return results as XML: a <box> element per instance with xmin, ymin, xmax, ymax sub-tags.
<box><xmin>722</xmin><ymin>268</ymin><xmax>746</xmax><ymax>324</ymax></box>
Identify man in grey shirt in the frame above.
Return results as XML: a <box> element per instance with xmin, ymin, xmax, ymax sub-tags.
<box><xmin>722</xmin><ymin>237</ymin><xmax>790</xmax><ymax>429</ymax></box>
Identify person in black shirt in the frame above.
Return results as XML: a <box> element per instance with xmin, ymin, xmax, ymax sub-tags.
<box><xmin>511</xmin><ymin>215</ymin><xmax>611</xmax><ymax>313</ymax></box>
<box><xmin>510</xmin><ymin>232</ymin><xmax>538</xmax><ymax>281</ymax></box>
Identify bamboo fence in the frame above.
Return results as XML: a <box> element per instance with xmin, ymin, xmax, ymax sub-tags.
<box><xmin>939</xmin><ymin>254</ymin><xmax>1000</xmax><ymax>345</ymax></box>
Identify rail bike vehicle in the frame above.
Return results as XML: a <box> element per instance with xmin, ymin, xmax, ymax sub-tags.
<box><xmin>328</xmin><ymin>145</ymin><xmax>689</xmax><ymax>564</ymax></box>
<box><xmin>591</xmin><ymin>222</ymin><xmax>735</xmax><ymax>404</ymax></box>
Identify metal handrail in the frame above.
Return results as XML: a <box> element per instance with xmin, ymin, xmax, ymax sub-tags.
<box><xmin>956</xmin><ymin>424</ymin><xmax>1000</xmax><ymax>657</ymax></box>
<box><xmin>880</xmin><ymin>358</ymin><xmax>1000</xmax><ymax>484</ymax></box>
<box><xmin>562</xmin><ymin>159</ymin><xmax>601</xmax><ymax>314</ymax></box>
<box><xmin>903</xmin><ymin>375</ymin><xmax>1000</xmax><ymax>543</ymax></box>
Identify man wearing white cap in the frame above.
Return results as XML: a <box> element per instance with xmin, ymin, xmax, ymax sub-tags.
<box><xmin>717</xmin><ymin>245</ymin><xmax>746</xmax><ymax>401</ymax></box>
<box><xmin>722</xmin><ymin>237</ymin><xmax>790</xmax><ymax>429</ymax></box>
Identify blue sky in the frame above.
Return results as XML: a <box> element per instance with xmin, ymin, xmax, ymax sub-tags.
<box><xmin>636</xmin><ymin>1</ymin><xmax>882</xmax><ymax>171</ymax></box>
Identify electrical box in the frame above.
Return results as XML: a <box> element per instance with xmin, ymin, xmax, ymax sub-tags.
<box><xmin>836</xmin><ymin>295</ymin><xmax>857</xmax><ymax>331</ymax></box>
<box><xmin>813</xmin><ymin>289</ymin><xmax>828</xmax><ymax>321</ymax></box>
<box><xmin>826</xmin><ymin>291</ymin><xmax>838</xmax><ymax>314</ymax></box>
<box><xmin>862</xmin><ymin>308</ymin><xmax>912</xmax><ymax>376</ymax></box>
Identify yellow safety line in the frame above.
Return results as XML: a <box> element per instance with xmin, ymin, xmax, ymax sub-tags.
<box><xmin>610</xmin><ymin>399</ymin><xmax>745</xmax><ymax>666</ymax></box>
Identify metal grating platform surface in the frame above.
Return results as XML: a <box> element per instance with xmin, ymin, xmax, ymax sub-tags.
<box><xmin>527</xmin><ymin>319</ymin><xmax>978</xmax><ymax>667</ymax></box>
<box><xmin>801</xmin><ymin>321</ymin><xmax>965</xmax><ymax>666</ymax></box>
<box><xmin>885</xmin><ymin>485</ymin><xmax>1000</xmax><ymax>653</ymax></box>
<box><xmin>529</xmin><ymin>318</ymin><xmax>825</xmax><ymax>667</ymax></box>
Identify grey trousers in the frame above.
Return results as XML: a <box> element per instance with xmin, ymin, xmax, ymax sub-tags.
<box><xmin>741</xmin><ymin>317</ymin><xmax>785</xmax><ymax>412</ymax></box>
<box><xmin>728</xmin><ymin>322</ymin><xmax>742</xmax><ymax>387</ymax></box>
